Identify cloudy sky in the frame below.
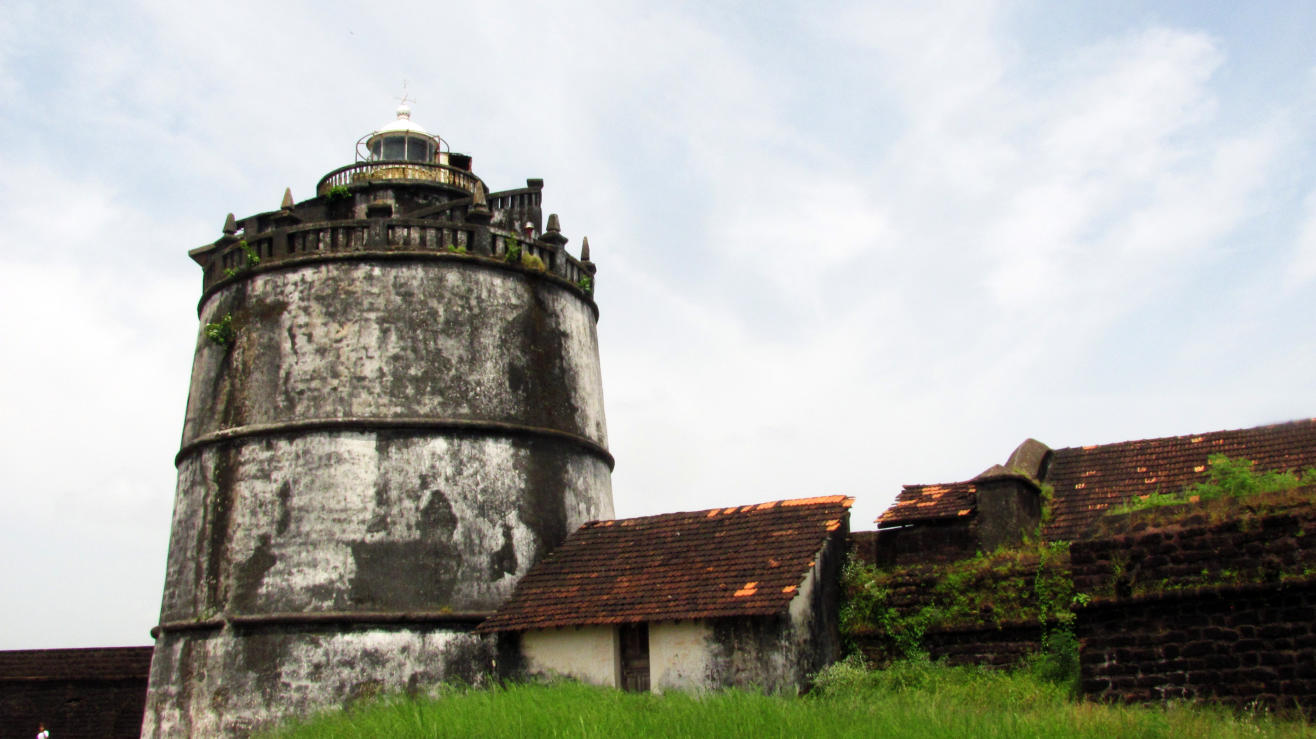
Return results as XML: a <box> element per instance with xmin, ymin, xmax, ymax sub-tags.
<box><xmin>2</xmin><ymin>1</ymin><xmax>1314</xmax><ymax>649</ymax></box>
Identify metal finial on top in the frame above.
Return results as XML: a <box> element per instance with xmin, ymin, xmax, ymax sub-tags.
<box><xmin>396</xmin><ymin>80</ymin><xmax>415</xmax><ymax>119</ymax></box>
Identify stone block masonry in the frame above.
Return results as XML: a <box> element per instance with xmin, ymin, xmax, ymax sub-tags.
<box><xmin>854</xmin><ymin>622</ymin><xmax>1045</xmax><ymax>669</ymax></box>
<box><xmin>0</xmin><ymin>647</ymin><xmax>152</xmax><ymax>739</ymax></box>
<box><xmin>1072</xmin><ymin>489</ymin><xmax>1316</xmax><ymax>715</ymax></box>
<box><xmin>1077</xmin><ymin>580</ymin><xmax>1316</xmax><ymax>715</ymax></box>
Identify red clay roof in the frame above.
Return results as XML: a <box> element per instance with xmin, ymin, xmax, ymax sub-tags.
<box><xmin>0</xmin><ymin>646</ymin><xmax>153</xmax><ymax>681</ymax></box>
<box><xmin>1043</xmin><ymin>419</ymin><xmax>1316</xmax><ymax>540</ymax></box>
<box><xmin>876</xmin><ymin>419</ymin><xmax>1316</xmax><ymax>541</ymax></box>
<box><xmin>476</xmin><ymin>496</ymin><xmax>853</xmax><ymax>633</ymax></box>
<box><xmin>878</xmin><ymin>482</ymin><xmax>977</xmax><ymax>526</ymax></box>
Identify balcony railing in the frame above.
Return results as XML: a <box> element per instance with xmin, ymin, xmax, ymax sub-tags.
<box><xmin>315</xmin><ymin>161</ymin><xmax>483</xmax><ymax>196</ymax></box>
<box><xmin>204</xmin><ymin>221</ymin><xmax>594</xmax><ymax>296</ymax></box>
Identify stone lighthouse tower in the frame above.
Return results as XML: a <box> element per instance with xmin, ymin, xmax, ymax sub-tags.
<box><xmin>142</xmin><ymin>105</ymin><xmax>614</xmax><ymax>736</ymax></box>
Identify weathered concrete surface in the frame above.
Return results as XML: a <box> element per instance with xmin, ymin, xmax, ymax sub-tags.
<box><xmin>149</xmin><ymin>249</ymin><xmax>612</xmax><ymax>735</ymax></box>
<box><xmin>158</xmin><ymin>433</ymin><xmax>611</xmax><ymax>621</ymax></box>
<box><xmin>143</xmin><ymin>627</ymin><xmax>488</xmax><ymax>737</ymax></box>
<box><xmin>183</xmin><ymin>261</ymin><xmax>607</xmax><ymax>447</ymax></box>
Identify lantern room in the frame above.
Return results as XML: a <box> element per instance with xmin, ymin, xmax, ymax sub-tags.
<box><xmin>358</xmin><ymin>102</ymin><xmax>447</xmax><ymax>164</ymax></box>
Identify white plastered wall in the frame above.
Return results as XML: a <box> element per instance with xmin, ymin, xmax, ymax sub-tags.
<box><xmin>521</xmin><ymin>626</ymin><xmax>619</xmax><ymax>687</ymax></box>
<box><xmin>650</xmin><ymin>621</ymin><xmax>715</xmax><ymax>692</ymax></box>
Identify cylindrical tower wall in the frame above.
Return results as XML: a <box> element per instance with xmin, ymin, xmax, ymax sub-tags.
<box><xmin>144</xmin><ymin>254</ymin><xmax>612</xmax><ymax>736</ymax></box>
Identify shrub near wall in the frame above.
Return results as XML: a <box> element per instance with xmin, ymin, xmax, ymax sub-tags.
<box><xmin>1073</xmin><ymin>485</ymin><xmax>1316</xmax><ymax>715</ymax></box>
<box><xmin>842</xmin><ymin>542</ymin><xmax>1078</xmax><ymax>669</ymax></box>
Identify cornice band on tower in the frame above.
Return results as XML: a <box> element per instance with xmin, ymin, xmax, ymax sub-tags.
<box><xmin>175</xmin><ymin>417</ymin><xmax>615</xmax><ymax>470</ymax></box>
<box><xmin>150</xmin><ymin>610</ymin><xmax>494</xmax><ymax>639</ymax></box>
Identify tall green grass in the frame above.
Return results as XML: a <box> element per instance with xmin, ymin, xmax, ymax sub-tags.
<box><xmin>264</xmin><ymin>660</ymin><xmax>1313</xmax><ymax>738</ymax></box>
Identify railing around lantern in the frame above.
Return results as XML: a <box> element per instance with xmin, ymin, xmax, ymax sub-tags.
<box><xmin>315</xmin><ymin>161</ymin><xmax>483</xmax><ymax>196</ymax></box>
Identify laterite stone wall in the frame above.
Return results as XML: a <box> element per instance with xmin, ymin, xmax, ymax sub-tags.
<box><xmin>846</xmin><ymin>553</ymin><xmax>1058</xmax><ymax>668</ymax></box>
<box><xmin>1077</xmin><ymin>581</ymin><xmax>1316</xmax><ymax>714</ymax></box>
<box><xmin>1072</xmin><ymin>491</ymin><xmax>1316</xmax><ymax>714</ymax></box>
<box><xmin>1070</xmin><ymin>492</ymin><xmax>1316</xmax><ymax>598</ymax></box>
<box><xmin>0</xmin><ymin>647</ymin><xmax>152</xmax><ymax>739</ymax></box>
<box><xmin>854</xmin><ymin>621</ymin><xmax>1043</xmax><ymax>669</ymax></box>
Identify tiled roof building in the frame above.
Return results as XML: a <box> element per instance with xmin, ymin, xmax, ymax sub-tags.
<box><xmin>872</xmin><ymin>419</ymin><xmax>1316</xmax><ymax>563</ymax></box>
<box><xmin>479</xmin><ymin>496</ymin><xmax>852</xmax><ymax>693</ymax></box>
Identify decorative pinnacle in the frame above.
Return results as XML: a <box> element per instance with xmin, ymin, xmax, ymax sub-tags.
<box><xmin>581</xmin><ymin>237</ymin><xmax>591</xmax><ymax>262</ymax></box>
<box><xmin>281</xmin><ymin>188</ymin><xmax>294</xmax><ymax>210</ymax></box>
<box><xmin>223</xmin><ymin>213</ymin><xmax>237</xmax><ymax>235</ymax></box>
<box><xmin>541</xmin><ymin>213</ymin><xmax>568</xmax><ymax>246</ymax></box>
<box><xmin>466</xmin><ymin>183</ymin><xmax>492</xmax><ymax>224</ymax></box>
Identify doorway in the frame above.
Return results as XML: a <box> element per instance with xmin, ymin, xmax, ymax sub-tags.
<box><xmin>618</xmin><ymin>622</ymin><xmax>650</xmax><ymax>692</ymax></box>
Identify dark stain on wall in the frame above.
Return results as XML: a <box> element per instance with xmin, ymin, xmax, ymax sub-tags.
<box><xmin>231</xmin><ymin>534</ymin><xmax>278</xmax><ymax>612</ymax></box>
<box><xmin>240</xmin><ymin>631</ymin><xmax>290</xmax><ymax>704</ymax></box>
<box><xmin>508</xmin><ymin>284</ymin><xmax>576</xmax><ymax>432</ymax></box>
<box><xmin>204</xmin><ymin>446</ymin><xmax>237</xmax><ymax>614</ymax></box>
<box><xmin>350</xmin><ymin>540</ymin><xmax>460</xmax><ymax>609</ymax></box>
<box><xmin>515</xmin><ymin>437</ymin><xmax>570</xmax><ymax>568</ymax></box>
<box><xmin>440</xmin><ymin>636</ymin><xmax>496</xmax><ymax>685</ymax></box>
<box><xmin>275</xmin><ymin>481</ymin><xmax>292</xmax><ymax>536</ymax></box>
<box><xmin>490</xmin><ymin>524</ymin><xmax>518</xmax><ymax>578</ymax></box>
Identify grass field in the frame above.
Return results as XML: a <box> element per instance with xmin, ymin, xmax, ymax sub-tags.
<box><xmin>263</xmin><ymin>659</ymin><xmax>1314</xmax><ymax>738</ymax></box>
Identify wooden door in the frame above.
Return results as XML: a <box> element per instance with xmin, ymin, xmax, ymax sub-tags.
<box><xmin>619</xmin><ymin>622</ymin><xmax>650</xmax><ymax>692</ymax></box>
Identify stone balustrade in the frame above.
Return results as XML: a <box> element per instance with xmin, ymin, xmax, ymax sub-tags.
<box><xmin>204</xmin><ymin>220</ymin><xmax>594</xmax><ymax>296</ymax></box>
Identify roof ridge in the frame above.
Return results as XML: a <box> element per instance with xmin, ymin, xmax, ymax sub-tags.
<box><xmin>1050</xmin><ymin>418</ymin><xmax>1316</xmax><ymax>455</ymax></box>
<box><xmin>580</xmin><ymin>495</ymin><xmax>853</xmax><ymax>528</ymax></box>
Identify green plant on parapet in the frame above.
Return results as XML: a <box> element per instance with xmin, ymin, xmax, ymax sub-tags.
<box><xmin>577</xmin><ymin>275</ymin><xmax>593</xmax><ymax>294</ymax></box>
<box><xmin>239</xmin><ymin>239</ymin><xmax>260</xmax><ymax>267</ymax></box>
<box><xmin>327</xmin><ymin>184</ymin><xmax>351</xmax><ymax>199</ymax></box>
<box><xmin>840</xmin><ymin>540</ymin><xmax>1083</xmax><ymax>665</ymax></box>
<box><xmin>521</xmin><ymin>252</ymin><xmax>546</xmax><ymax>272</ymax></box>
<box><xmin>503</xmin><ymin>238</ymin><xmax>523</xmax><ymax>264</ymax></box>
<box><xmin>1038</xmin><ymin>482</ymin><xmax>1056</xmax><ymax>523</ymax></box>
<box><xmin>223</xmin><ymin>267</ymin><xmax>240</xmax><ymax>279</ymax></box>
<box><xmin>204</xmin><ymin>313</ymin><xmax>235</xmax><ymax>346</ymax></box>
<box><xmin>1106</xmin><ymin>454</ymin><xmax>1311</xmax><ymax>516</ymax></box>
<box><xmin>445</xmin><ymin>243</ymin><xmax>467</xmax><ymax>255</ymax></box>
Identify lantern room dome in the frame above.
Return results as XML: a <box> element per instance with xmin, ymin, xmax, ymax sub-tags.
<box><xmin>357</xmin><ymin>103</ymin><xmax>447</xmax><ymax>163</ymax></box>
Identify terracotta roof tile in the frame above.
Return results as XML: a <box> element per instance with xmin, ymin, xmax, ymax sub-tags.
<box><xmin>877</xmin><ymin>419</ymin><xmax>1316</xmax><ymax>540</ymax></box>
<box><xmin>1044</xmin><ymin>419</ymin><xmax>1316</xmax><ymax>540</ymax></box>
<box><xmin>878</xmin><ymin>482</ymin><xmax>977</xmax><ymax>526</ymax></box>
<box><xmin>476</xmin><ymin>496</ymin><xmax>853</xmax><ymax>632</ymax></box>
